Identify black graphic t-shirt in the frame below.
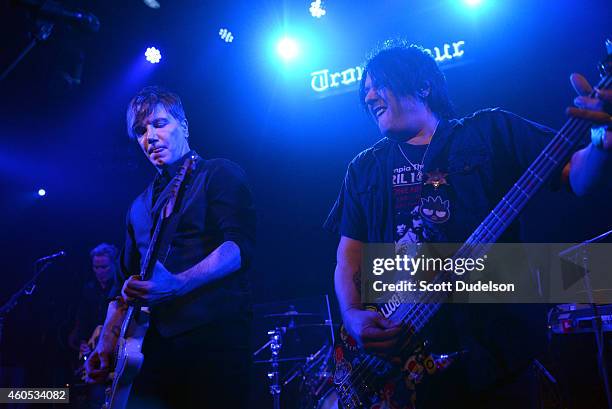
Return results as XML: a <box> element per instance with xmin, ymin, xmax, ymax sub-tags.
<box><xmin>393</xmin><ymin>143</ymin><xmax>426</xmax><ymax>242</ymax></box>
<box><xmin>393</xmin><ymin>143</ymin><xmax>449</xmax><ymax>253</ymax></box>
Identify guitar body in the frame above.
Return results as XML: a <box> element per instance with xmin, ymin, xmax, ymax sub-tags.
<box><xmin>104</xmin><ymin>308</ymin><xmax>150</xmax><ymax>409</ymax></box>
<box><xmin>334</xmin><ymin>306</ymin><xmax>457</xmax><ymax>409</ymax></box>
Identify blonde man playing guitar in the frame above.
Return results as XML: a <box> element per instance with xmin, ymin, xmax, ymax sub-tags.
<box><xmin>85</xmin><ymin>86</ymin><xmax>256</xmax><ymax>409</ymax></box>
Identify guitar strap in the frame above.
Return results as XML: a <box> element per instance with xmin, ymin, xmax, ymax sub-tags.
<box><xmin>150</xmin><ymin>156</ymin><xmax>201</xmax><ymax>266</ymax></box>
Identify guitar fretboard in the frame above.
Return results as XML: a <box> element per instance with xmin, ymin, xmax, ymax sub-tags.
<box><xmin>390</xmin><ymin>72</ymin><xmax>611</xmax><ymax>335</ymax></box>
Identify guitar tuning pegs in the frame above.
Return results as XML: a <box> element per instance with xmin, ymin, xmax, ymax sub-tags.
<box><xmin>598</xmin><ymin>40</ymin><xmax>612</xmax><ymax>78</ymax></box>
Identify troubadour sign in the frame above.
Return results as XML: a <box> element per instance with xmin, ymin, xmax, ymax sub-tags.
<box><xmin>310</xmin><ymin>40</ymin><xmax>466</xmax><ymax>96</ymax></box>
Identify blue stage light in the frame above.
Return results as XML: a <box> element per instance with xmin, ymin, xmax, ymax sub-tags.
<box><xmin>143</xmin><ymin>0</ymin><xmax>160</xmax><ymax>9</ymax></box>
<box><xmin>145</xmin><ymin>47</ymin><xmax>162</xmax><ymax>64</ymax></box>
<box><xmin>309</xmin><ymin>0</ymin><xmax>326</xmax><ymax>18</ymax></box>
<box><xmin>219</xmin><ymin>28</ymin><xmax>234</xmax><ymax>43</ymax></box>
<box><xmin>463</xmin><ymin>0</ymin><xmax>484</xmax><ymax>7</ymax></box>
<box><xmin>276</xmin><ymin>37</ymin><xmax>299</xmax><ymax>61</ymax></box>
<box><xmin>38</xmin><ymin>189</ymin><xmax>46</xmax><ymax>197</ymax></box>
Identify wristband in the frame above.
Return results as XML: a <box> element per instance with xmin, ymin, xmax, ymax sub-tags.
<box><xmin>591</xmin><ymin>126</ymin><xmax>608</xmax><ymax>150</ymax></box>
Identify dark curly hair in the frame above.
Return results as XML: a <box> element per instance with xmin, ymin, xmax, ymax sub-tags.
<box><xmin>359</xmin><ymin>40</ymin><xmax>454</xmax><ymax>119</ymax></box>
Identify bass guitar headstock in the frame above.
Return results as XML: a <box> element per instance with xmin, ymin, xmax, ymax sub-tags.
<box><xmin>598</xmin><ymin>39</ymin><xmax>612</xmax><ymax>78</ymax></box>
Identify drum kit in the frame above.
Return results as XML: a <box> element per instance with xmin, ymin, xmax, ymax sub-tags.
<box><xmin>252</xmin><ymin>296</ymin><xmax>338</xmax><ymax>409</ymax></box>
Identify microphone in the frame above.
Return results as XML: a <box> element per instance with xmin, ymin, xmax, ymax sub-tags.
<box><xmin>13</xmin><ymin>0</ymin><xmax>100</xmax><ymax>32</ymax></box>
<box><xmin>36</xmin><ymin>250</ymin><xmax>66</xmax><ymax>263</ymax></box>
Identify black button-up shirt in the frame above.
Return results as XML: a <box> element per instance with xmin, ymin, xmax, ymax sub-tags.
<box><xmin>111</xmin><ymin>152</ymin><xmax>256</xmax><ymax>337</ymax></box>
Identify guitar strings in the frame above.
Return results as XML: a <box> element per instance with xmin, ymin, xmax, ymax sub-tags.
<box><xmin>341</xmin><ymin>112</ymin><xmax>593</xmax><ymax>404</ymax></box>
<box><xmin>339</xmin><ymin>74</ymin><xmax>611</xmax><ymax>403</ymax></box>
<box><xmin>342</xmin><ymin>115</ymin><xmax>595</xmax><ymax>405</ymax></box>
<box><xmin>467</xmin><ymin>75</ymin><xmax>610</xmax><ymax>248</ymax></box>
<box><xmin>344</xmin><ymin>107</ymin><xmax>604</xmax><ymax>401</ymax></box>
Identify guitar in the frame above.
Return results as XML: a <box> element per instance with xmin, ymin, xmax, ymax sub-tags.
<box><xmin>74</xmin><ymin>325</ymin><xmax>102</xmax><ymax>381</ymax></box>
<box><xmin>102</xmin><ymin>155</ymin><xmax>197</xmax><ymax>409</ymax></box>
<box><xmin>333</xmin><ymin>44</ymin><xmax>612</xmax><ymax>409</ymax></box>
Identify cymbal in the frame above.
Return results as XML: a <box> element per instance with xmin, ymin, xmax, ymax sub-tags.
<box><xmin>253</xmin><ymin>356</ymin><xmax>308</xmax><ymax>364</ymax></box>
<box><xmin>288</xmin><ymin>323</ymin><xmax>338</xmax><ymax>329</ymax></box>
<box><xmin>264</xmin><ymin>311</ymin><xmax>320</xmax><ymax>318</ymax></box>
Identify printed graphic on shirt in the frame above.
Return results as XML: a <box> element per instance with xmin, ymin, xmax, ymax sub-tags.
<box><xmin>393</xmin><ymin>144</ymin><xmax>450</xmax><ymax>253</ymax></box>
<box><xmin>393</xmin><ymin>147</ymin><xmax>425</xmax><ymax>244</ymax></box>
<box><xmin>393</xmin><ymin>145</ymin><xmax>427</xmax><ymax>246</ymax></box>
<box><xmin>420</xmin><ymin>195</ymin><xmax>450</xmax><ymax>223</ymax></box>
<box><xmin>393</xmin><ymin>164</ymin><xmax>424</xmax><ymax>186</ymax></box>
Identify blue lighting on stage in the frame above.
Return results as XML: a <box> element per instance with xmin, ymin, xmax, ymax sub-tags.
<box><xmin>263</xmin><ymin>29</ymin><xmax>322</xmax><ymax>79</ymax></box>
<box><xmin>276</xmin><ymin>37</ymin><xmax>300</xmax><ymax>62</ymax></box>
<box><xmin>38</xmin><ymin>189</ymin><xmax>46</xmax><ymax>197</ymax></box>
<box><xmin>219</xmin><ymin>28</ymin><xmax>234</xmax><ymax>43</ymax></box>
<box><xmin>309</xmin><ymin>0</ymin><xmax>326</xmax><ymax>18</ymax></box>
<box><xmin>145</xmin><ymin>47</ymin><xmax>162</xmax><ymax>64</ymax></box>
<box><xmin>143</xmin><ymin>0</ymin><xmax>160</xmax><ymax>9</ymax></box>
<box><xmin>462</xmin><ymin>0</ymin><xmax>484</xmax><ymax>7</ymax></box>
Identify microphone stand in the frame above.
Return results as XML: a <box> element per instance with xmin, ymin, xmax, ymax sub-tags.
<box><xmin>0</xmin><ymin>20</ymin><xmax>54</xmax><ymax>82</ymax></box>
<box><xmin>0</xmin><ymin>257</ymin><xmax>60</xmax><ymax>377</ymax></box>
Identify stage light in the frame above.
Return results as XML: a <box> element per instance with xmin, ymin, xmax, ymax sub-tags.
<box><xmin>219</xmin><ymin>28</ymin><xmax>234</xmax><ymax>43</ymax></box>
<box><xmin>309</xmin><ymin>0</ymin><xmax>326</xmax><ymax>18</ymax></box>
<box><xmin>276</xmin><ymin>37</ymin><xmax>299</xmax><ymax>61</ymax></box>
<box><xmin>145</xmin><ymin>47</ymin><xmax>161</xmax><ymax>64</ymax></box>
<box><xmin>143</xmin><ymin>0</ymin><xmax>160</xmax><ymax>8</ymax></box>
<box><xmin>463</xmin><ymin>0</ymin><xmax>484</xmax><ymax>7</ymax></box>
<box><xmin>38</xmin><ymin>189</ymin><xmax>46</xmax><ymax>197</ymax></box>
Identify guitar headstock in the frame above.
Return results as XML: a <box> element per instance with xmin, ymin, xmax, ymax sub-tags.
<box><xmin>162</xmin><ymin>154</ymin><xmax>197</xmax><ymax>218</ymax></box>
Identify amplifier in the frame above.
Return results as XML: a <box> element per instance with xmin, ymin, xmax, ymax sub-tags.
<box><xmin>548</xmin><ymin>304</ymin><xmax>612</xmax><ymax>334</ymax></box>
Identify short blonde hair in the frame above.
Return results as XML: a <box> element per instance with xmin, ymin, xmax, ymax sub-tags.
<box><xmin>89</xmin><ymin>243</ymin><xmax>118</xmax><ymax>261</ymax></box>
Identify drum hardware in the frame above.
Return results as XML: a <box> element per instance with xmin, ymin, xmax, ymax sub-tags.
<box><xmin>253</xmin><ymin>295</ymin><xmax>336</xmax><ymax>409</ymax></box>
<box><xmin>299</xmin><ymin>344</ymin><xmax>337</xmax><ymax>409</ymax></box>
<box><xmin>253</xmin><ymin>325</ymin><xmax>334</xmax><ymax>408</ymax></box>
<box><xmin>558</xmin><ymin>229</ymin><xmax>612</xmax><ymax>409</ymax></box>
<box><xmin>282</xmin><ymin>343</ymin><xmax>330</xmax><ymax>387</ymax></box>
<box><xmin>264</xmin><ymin>312</ymin><xmax>321</xmax><ymax>318</ymax></box>
<box><xmin>254</xmin><ymin>356</ymin><xmax>310</xmax><ymax>364</ymax></box>
<box><xmin>265</xmin><ymin>306</ymin><xmax>323</xmax><ymax>334</ymax></box>
<box><xmin>252</xmin><ymin>327</ymin><xmax>286</xmax><ymax>409</ymax></box>
<box><xmin>278</xmin><ymin>343</ymin><xmax>337</xmax><ymax>409</ymax></box>
<box><xmin>532</xmin><ymin>359</ymin><xmax>563</xmax><ymax>409</ymax></box>
<box><xmin>269</xmin><ymin>327</ymin><xmax>283</xmax><ymax>409</ymax></box>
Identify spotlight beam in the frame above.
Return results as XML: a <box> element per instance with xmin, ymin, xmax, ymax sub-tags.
<box><xmin>276</xmin><ymin>37</ymin><xmax>299</xmax><ymax>61</ymax></box>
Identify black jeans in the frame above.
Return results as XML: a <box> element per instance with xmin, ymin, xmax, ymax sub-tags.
<box><xmin>129</xmin><ymin>319</ymin><xmax>251</xmax><ymax>409</ymax></box>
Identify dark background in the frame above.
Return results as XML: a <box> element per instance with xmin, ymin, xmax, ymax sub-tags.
<box><xmin>0</xmin><ymin>0</ymin><xmax>610</xmax><ymax>405</ymax></box>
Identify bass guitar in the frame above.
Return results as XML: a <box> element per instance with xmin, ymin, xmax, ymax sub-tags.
<box><xmin>333</xmin><ymin>43</ymin><xmax>612</xmax><ymax>409</ymax></box>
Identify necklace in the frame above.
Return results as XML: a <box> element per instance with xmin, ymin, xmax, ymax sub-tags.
<box><xmin>396</xmin><ymin>120</ymin><xmax>439</xmax><ymax>181</ymax></box>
